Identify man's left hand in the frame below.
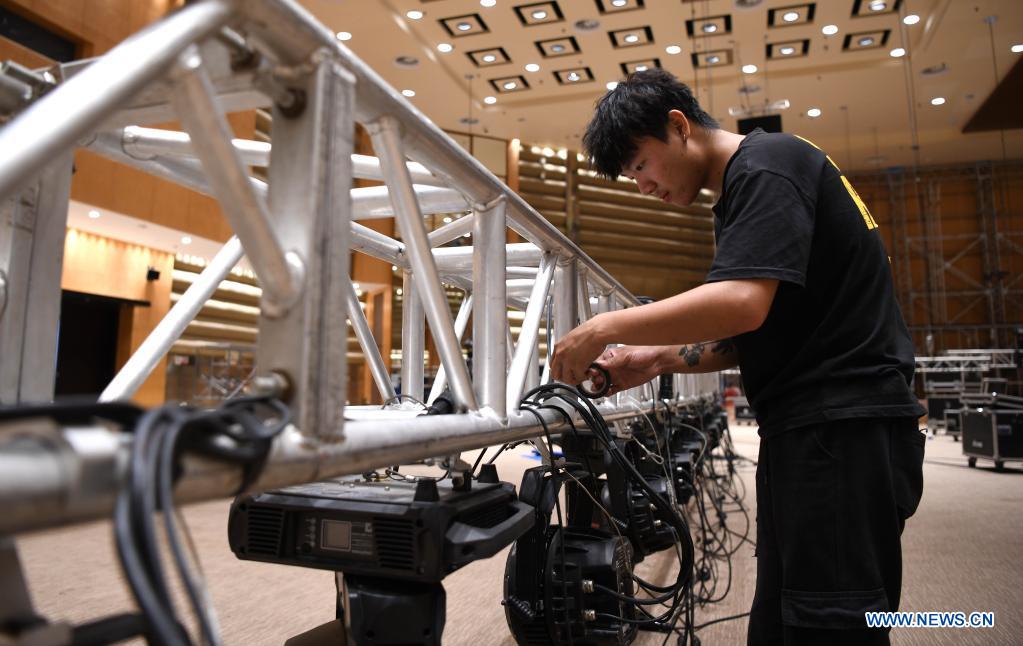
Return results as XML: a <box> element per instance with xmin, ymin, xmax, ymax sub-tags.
<box><xmin>551</xmin><ymin>315</ymin><xmax>609</xmax><ymax>385</ymax></box>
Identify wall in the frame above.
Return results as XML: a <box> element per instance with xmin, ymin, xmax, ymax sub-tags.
<box><xmin>61</xmin><ymin>229</ymin><xmax>174</xmax><ymax>406</ymax></box>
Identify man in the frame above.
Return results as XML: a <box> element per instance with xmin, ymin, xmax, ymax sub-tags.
<box><xmin>550</xmin><ymin>69</ymin><xmax>925</xmax><ymax>645</ymax></box>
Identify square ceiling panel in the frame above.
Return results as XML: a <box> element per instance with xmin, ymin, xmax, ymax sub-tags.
<box><xmin>490</xmin><ymin>75</ymin><xmax>529</xmax><ymax>93</ymax></box>
<box><xmin>514</xmin><ymin>2</ymin><xmax>564</xmax><ymax>26</ymax></box>
<box><xmin>596</xmin><ymin>0</ymin><xmax>644</xmax><ymax>14</ymax></box>
<box><xmin>691</xmin><ymin>49</ymin><xmax>732</xmax><ymax>68</ymax></box>
<box><xmin>536</xmin><ymin>36</ymin><xmax>580</xmax><ymax>58</ymax></box>
<box><xmin>852</xmin><ymin>0</ymin><xmax>903</xmax><ymax>17</ymax></box>
<box><xmin>766</xmin><ymin>39</ymin><xmax>810</xmax><ymax>59</ymax></box>
<box><xmin>467</xmin><ymin>47</ymin><xmax>511</xmax><ymax>67</ymax></box>
<box><xmin>440</xmin><ymin>13</ymin><xmax>489</xmax><ymax>38</ymax></box>
<box><xmin>609</xmin><ymin>26</ymin><xmax>654</xmax><ymax>48</ymax></box>
<box><xmin>554</xmin><ymin>67</ymin><xmax>594</xmax><ymax>85</ymax></box>
<box><xmin>620</xmin><ymin>58</ymin><xmax>660</xmax><ymax>75</ymax></box>
<box><xmin>768</xmin><ymin>4</ymin><xmax>816</xmax><ymax>27</ymax></box>
<box><xmin>685</xmin><ymin>15</ymin><xmax>732</xmax><ymax>38</ymax></box>
<box><xmin>843</xmin><ymin>30</ymin><xmax>890</xmax><ymax>50</ymax></box>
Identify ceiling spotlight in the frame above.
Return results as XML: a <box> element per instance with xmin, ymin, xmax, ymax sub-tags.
<box><xmin>180</xmin><ymin>236</ymin><xmax>192</xmax><ymax>245</ymax></box>
<box><xmin>401</xmin><ymin>89</ymin><xmax>416</xmax><ymax>97</ymax></box>
<box><xmin>406</xmin><ymin>10</ymin><xmax>423</xmax><ymax>20</ymax></box>
<box><xmin>437</xmin><ymin>43</ymin><xmax>453</xmax><ymax>53</ymax></box>
<box><xmin>551</xmin><ymin>44</ymin><xmax>565</xmax><ymax>52</ymax></box>
<box><xmin>869</xmin><ymin>1</ymin><xmax>886</xmax><ymax>11</ymax></box>
<box><xmin>606</xmin><ymin>81</ymin><xmax>618</xmax><ymax>90</ymax></box>
<box><xmin>780</xmin><ymin>46</ymin><xmax>795</xmax><ymax>55</ymax></box>
<box><xmin>532</xmin><ymin>10</ymin><xmax>547</xmax><ymax>19</ymax></box>
<box><xmin>612</xmin><ymin>0</ymin><xmax>628</xmax><ymax>6</ymax></box>
<box><xmin>504</xmin><ymin>81</ymin><xmax>517</xmax><ymax>89</ymax></box>
<box><xmin>457</xmin><ymin>22</ymin><xmax>472</xmax><ymax>31</ymax></box>
<box><xmin>807</xmin><ymin>107</ymin><xmax>822</xmax><ymax>118</ymax></box>
<box><xmin>782</xmin><ymin>11</ymin><xmax>799</xmax><ymax>22</ymax></box>
<box><xmin>483</xmin><ymin>54</ymin><xmax>496</xmax><ymax>62</ymax></box>
<box><xmin>633</xmin><ymin>64</ymin><xmax>648</xmax><ymax>71</ymax></box>
<box><xmin>625</xmin><ymin>33</ymin><xmax>640</xmax><ymax>42</ymax></box>
<box><xmin>567</xmin><ymin>72</ymin><xmax>580</xmax><ymax>81</ymax></box>
<box><xmin>88</xmin><ymin>209</ymin><xmax>101</xmax><ymax>219</ymax></box>
<box><xmin>666</xmin><ymin>45</ymin><xmax>681</xmax><ymax>55</ymax></box>
<box><xmin>742</xmin><ymin>64</ymin><xmax>757</xmax><ymax>74</ymax></box>
<box><xmin>484</xmin><ymin>95</ymin><xmax>497</xmax><ymax>104</ymax></box>
<box><xmin>336</xmin><ymin>31</ymin><xmax>352</xmax><ymax>41</ymax></box>
<box><xmin>903</xmin><ymin>14</ymin><xmax>920</xmax><ymax>25</ymax></box>
<box><xmin>890</xmin><ymin>47</ymin><xmax>906</xmax><ymax>58</ymax></box>
<box><xmin>822</xmin><ymin>24</ymin><xmax>838</xmax><ymax>35</ymax></box>
<box><xmin>1012</xmin><ymin>44</ymin><xmax>1023</xmax><ymax>53</ymax></box>
<box><xmin>858</xmin><ymin>37</ymin><xmax>875</xmax><ymax>47</ymax></box>
<box><xmin>707</xmin><ymin>55</ymin><xmax>720</xmax><ymax>64</ymax></box>
<box><xmin>480</xmin><ymin>0</ymin><xmax>497</xmax><ymax>6</ymax></box>
<box><xmin>542</xmin><ymin>147</ymin><xmax>555</xmax><ymax>157</ymax></box>
<box><xmin>702</xmin><ymin>24</ymin><xmax>717</xmax><ymax>33</ymax></box>
<box><xmin>525</xmin><ymin>63</ymin><xmax>540</xmax><ymax>72</ymax></box>
<box><xmin>931</xmin><ymin>96</ymin><xmax>945</xmax><ymax>105</ymax></box>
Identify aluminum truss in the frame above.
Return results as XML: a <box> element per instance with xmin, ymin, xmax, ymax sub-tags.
<box><xmin>0</xmin><ymin>0</ymin><xmax>720</xmax><ymax>541</ymax></box>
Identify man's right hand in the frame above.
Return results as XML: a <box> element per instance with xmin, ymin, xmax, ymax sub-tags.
<box><xmin>593</xmin><ymin>345</ymin><xmax>666</xmax><ymax>396</ymax></box>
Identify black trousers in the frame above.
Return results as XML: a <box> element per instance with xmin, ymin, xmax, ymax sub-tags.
<box><xmin>747</xmin><ymin>417</ymin><xmax>925</xmax><ymax>646</ymax></box>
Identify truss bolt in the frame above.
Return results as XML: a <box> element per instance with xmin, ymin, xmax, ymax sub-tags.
<box><xmin>582</xmin><ymin>579</ymin><xmax>594</xmax><ymax>593</ymax></box>
<box><xmin>583</xmin><ymin>610</ymin><xmax>596</xmax><ymax>622</ymax></box>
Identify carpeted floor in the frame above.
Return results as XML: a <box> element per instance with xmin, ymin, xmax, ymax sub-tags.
<box><xmin>13</xmin><ymin>423</ymin><xmax>1023</xmax><ymax>645</ymax></box>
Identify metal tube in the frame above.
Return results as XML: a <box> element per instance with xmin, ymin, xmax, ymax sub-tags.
<box><xmin>401</xmin><ymin>272</ymin><xmax>425</xmax><ymax>403</ymax></box>
<box><xmin>552</xmin><ymin>260</ymin><xmax>579</xmax><ymax>350</ymax></box>
<box><xmin>473</xmin><ymin>197</ymin><xmax>508</xmax><ymax>415</ymax></box>
<box><xmin>344</xmin><ymin>279</ymin><xmax>396</xmax><ymax>403</ymax></box>
<box><xmin>507</xmin><ymin>253</ymin><xmax>558</xmax><ymax>412</ymax></box>
<box><xmin>578</xmin><ymin>267</ymin><xmax>593</xmax><ymax>322</ymax></box>
<box><xmin>0</xmin><ymin>0</ymin><xmax>232</xmax><ymax>199</ymax></box>
<box><xmin>428</xmin><ymin>214</ymin><xmax>474</xmax><ymax>247</ymax></box>
<box><xmin>427</xmin><ymin>294</ymin><xmax>473</xmax><ymax>405</ymax></box>
<box><xmin>171</xmin><ymin>47</ymin><xmax>303</xmax><ymax>315</ymax></box>
<box><xmin>369</xmin><ymin>116</ymin><xmax>477</xmax><ymax>411</ymax></box>
<box><xmin>350</xmin><ymin>222</ymin><xmax>407</xmax><ymax>269</ymax></box>
<box><xmin>100</xmin><ymin>236</ymin><xmax>244</xmax><ymax>402</ymax></box>
<box><xmin>351</xmin><ymin>184</ymin><xmax>469</xmax><ymax>220</ymax></box>
<box><xmin>433</xmin><ymin>243</ymin><xmax>541</xmax><ymax>272</ymax></box>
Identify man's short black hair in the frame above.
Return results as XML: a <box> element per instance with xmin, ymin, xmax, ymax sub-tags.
<box><xmin>582</xmin><ymin>69</ymin><xmax>719</xmax><ymax>179</ymax></box>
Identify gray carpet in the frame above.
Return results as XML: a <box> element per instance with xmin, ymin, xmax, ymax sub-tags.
<box><xmin>14</xmin><ymin>424</ymin><xmax>1023</xmax><ymax>644</ymax></box>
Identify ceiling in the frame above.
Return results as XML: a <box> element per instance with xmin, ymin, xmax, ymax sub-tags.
<box><xmin>301</xmin><ymin>0</ymin><xmax>1022</xmax><ymax>172</ymax></box>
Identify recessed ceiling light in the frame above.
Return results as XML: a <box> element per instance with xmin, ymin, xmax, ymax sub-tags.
<box><xmin>181</xmin><ymin>236</ymin><xmax>192</xmax><ymax>245</ymax></box>
<box><xmin>606</xmin><ymin>81</ymin><xmax>618</xmax><ymax>90</ymax></box>
<box><xmin>782</xmin><ymin>11</ymin><xmax>799</xmax><ymax>22</ymax></box>
<box><xmin>532</xmin><ymin>10</ymin><xmax>547</xmax><ymax>20</ymax></box>
<box><xmin>702</xmin><ymin>24</ymin><xmax>717</xmax><ymax>33</ymax></box>
<box><xmin>635</xmin><ymin>64</ymin><xmax>647</xmax><ymax>71</ymax></box>
<box><xmin>890</xmin><ymin>47</ymin><xmax>906</xmax><ymax>57</ymax></box>
<box><xmin>1012</xmin><ymin>44</ymin><xmax>1023</xmax><ymax>53</ymax></box>
<box><xmin>612</xmin><ymin>0</ymin><xmax>628</xmax><ymax>6</ymax></box>
<box><xmin>401</xmin><ymin>89</ymin><xmax>416</xmax><ymax>97</ymax></box>
<box><xmin>931</xmin><ymin>96</ymin><xmax>945</xmax><ymax>105</ymax></box>
<box><xmin>336</xmin><ymin>31</ymin><xmax>352</xmax><ymax>41</ymax></box>
<box><xmin>625</xmin><ymin>33</ymin><xmax>640</xmax><ymax>42</ymax></box>
<box><xmin>858</xmin><ymin>37</ymin><xmax>874</xmax><ymax>47</ymax></box>
<box><xmin>484</xmin><ymin>95</ymin><xmax>497</xmax><ymax>104</ymax></box>
<box><xmin>552</xmin><ymin>44</ymin><xmax>565</xmax><ymax>52</ymax></box>
<box><xmin>525</xmin><ymin>62</ymin><xmax>540</xmax><ymax>72</ymax></box>
<box><xmin>480</xmin><ymin>0</ymin><xmax>496</xmax><ymax>6</ymax></box>
<box><xmin>483</xmin><ymin>54</ymin><xmax>496</xmax><ymax>62</ymax></box>
<box><xmin>457</xmin><ymin>22</ymin><xmax>472</xmax><ymax>31</ymax></box>
<box><xmin>780</xmin><ymin>46</ymin><xmax>795</xmax><ymax>55</ymax></box>
<box><xmin>903</xmin><ymin>14</ymin><xmax>920</xmax><ymax>25</ymax></box>
<box><xmin>807</xmin><ymin>107</ymin><xmax>822</xmax><ymax>118</ymax></box>
<box><xmin>707</xmin><ymin>55</ymin><xmax>720</xmax><ymax>64</ymax></box>
<box><xmin>567</xmin><ymin>72</ymin><xmax>580</xmax><ymax>81</ymax></box>
<box><xmin>437</xmin><ymin>43</ymin><xmax>453</xmax><ymax>53</ymax></box>
<box><xmin>666</xmin><ymin>45</ymin><xmax>682</xmax><ymax>55</ymax></box>
<box><xmin>88</xmin><ymin>209</ymin><xmax>101</xmax><ymax>219</ymax></box>
<box><xmin>869</xmin><ymin>1</ymin><xmax>886</xmax><ymax>11</ymax></box>
<box><xmin>742</xmin><ymin>64</ymin><xmax>757</xmax><ymax>74</ymax></box>
<box><xmin>822</xmin><ymin>24</ymin><xmax>838</xmax><ymax>36</ymax></box>
<box><xmin>504</xmin><ymin>81</ymin><xmax>517</xmax><ymax>89</ymax></box>
<box><xmin>406</xmin><ymin>10</ymin><xmax>423</xmax><ymax>20</ymax></box>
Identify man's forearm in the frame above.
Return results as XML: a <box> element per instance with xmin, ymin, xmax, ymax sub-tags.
<box><xmin>655</xmin><ymin>338</ymin><xmax>740</xmax><ymax>374</ymax></box>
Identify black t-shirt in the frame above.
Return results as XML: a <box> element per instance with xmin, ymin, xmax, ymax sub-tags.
<box><xmin>708</xmin><ymin>128</ymin><xmax>924</xmax><ymax>435</ymax></box>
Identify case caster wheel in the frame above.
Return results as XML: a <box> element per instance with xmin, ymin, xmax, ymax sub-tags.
<box><xmin>967</xmin><ymin>457</ymin><xmax>977</xmax><ymax>468</ymax></box>
<box><xmin>994</xmin><ymin>460</ymin><xmax>1005</xmax><ymax>472</ymax></box>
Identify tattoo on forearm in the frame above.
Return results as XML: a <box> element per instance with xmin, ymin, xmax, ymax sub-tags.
<box><xmin>711</xmin><ymin>338</ymin><xmax>735</xmax><ymax>356</ymax></box>
<box><xmin>678</xmin><ymin>342</ymin><xmax>706</xmax><ymax>367</ymax></box>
